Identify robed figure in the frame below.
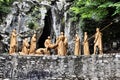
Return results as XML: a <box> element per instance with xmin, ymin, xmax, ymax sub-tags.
<box><xmin>44</xmin><ymin>36</ymin><xmax>57</xmax><ymax>49</ymax></box>
<box><xmin>74</xmin><ymin>34</ymin><xmax>80</xmax><ymax>56</ymax></box>
<box><xmin>83</xmin><ymin>32</ymin><xmax>90</xmax><ymax>56</ymax></box>
<box><xmin>9</xmin><ymin>29</ymin><xmax>17</xmax><ymax>54</ymax></box>
<box><xmin>29</xmin><ymin>34</ymin><xmax>37</xmax><ymax>54</ymax></box>
<box><xmin>93</xmin><ymin>28</ymin><xmax>103</xmax><ymax>54</ymax></box>
<box><xmin>57</xmin><ymin>32</ymin><xmax>68</xmax><ymax>56</ymax></box>
<box><xmin>21</xmin><ymin>38</ymin><xmax>29</xmax><ymax>55</ymax></box>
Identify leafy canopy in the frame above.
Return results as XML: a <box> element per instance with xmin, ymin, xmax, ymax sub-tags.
<box><xmin>0</xmin><ymin>0</ymin><xmax>15</xmax><ymax>22</ymax></box>
<box><xmin>70</xmin><ymin>0</ymin><xmax>120</xmax><ymax>21</ymax></box>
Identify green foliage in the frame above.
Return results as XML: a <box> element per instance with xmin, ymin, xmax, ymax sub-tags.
<box><xmin>70</xmin><ymin>0</ymin><xmax>120</xmax><ymax>21</ymax></box>
<box><xmin>28</xmin><ymin>22</ymin><xmax>35</xmax><ymax>29</ymax></box>
<box><xmin>27</xmin><ymin>6</ymin><xmax>41</xmax><ymax>30</ymax></box>
<box><xmin>0</xmin><ymin>0</ymin><xmax>15</xmax><ymax>23</ymax></box>
<box><xmin>110</xmin><ymin>2</ymin><xmax>120</xmax><ymax>15</ymax></box>
<box><xmin>28</xmin><ymin>21</ymin><xmax>39</xmax><ymax>30</ymax></box>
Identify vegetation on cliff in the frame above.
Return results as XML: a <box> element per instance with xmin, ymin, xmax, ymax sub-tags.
<box><xmin>70</xmin><ymin>0</ymin><xmax>120</xmax><ymax>21</ymax></box>
<box><xmin>0</xmin><ymin>0</ymin><xmax>15</xmax><ymax>23</ymax></box>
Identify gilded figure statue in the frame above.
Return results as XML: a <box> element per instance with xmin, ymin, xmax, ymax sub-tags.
<box><xmin>9</xmin><ymin>29</ymin><xmax>17</xmax><ymax>55</ymax></box>
<box><xmin>57</xmin><ymin>32</ymin><xmax>68</xmax><ymax>56</ymax></box>
<box><xmin>83</xmin><ymin>32</ymin><xmax>90</xmax><ymax>56</ymax></box>
<box><xmin>35</xmin><ymin>48</ymin><xmax>50</xmax><ymax>55</ymax></box>
<box><xmin>21</xmin><ymin>38</ymin><xmax>29</xmax><ymax>55</ymax></box>
<box><xmin>29</xmin><ymin>34</ymin><xmax>37</xmax><ymax>54</ymax></box>
<box><xmin>93</xmin><ymin>28</ymin><xmax>103</xmax><ymax>54</ymax></box>
<box><xmin>44</xmin><ymin>36</ymin><xmax>57</xmax><ymax>49</ymax></box>
<box><xmin>74</xmin><ymin>34</ymin><xmax>80</xmax><ymax>56</ymax></box>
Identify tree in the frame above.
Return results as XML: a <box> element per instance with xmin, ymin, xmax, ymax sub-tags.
<box><xmin>70</xmin><ymin>0</ymin><xmax>120</xmax><ymax>21</ymax></box>
<box><xmin>70</xmin><ymin>0</ymin><xmax>120</xmax><ymax>52</ymax></box>
<box><xmin>0</xmin><ymin>0</ymin><xmax>15</xmax><ymax>23</ymax></box>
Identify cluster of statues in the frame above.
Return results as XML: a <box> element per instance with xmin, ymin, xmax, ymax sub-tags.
<box><xmin>9</xmin><ymin>28</ymin><xmax>103</xmax><ymax>56</ymax></box>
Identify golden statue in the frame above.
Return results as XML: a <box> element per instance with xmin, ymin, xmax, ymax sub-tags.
<box><xmin>94</xmin><ymin>28</ymin><xmax>103</xmax><ymax>54</ymax></box>
<box><xmin>44</xmin><ymin>36</ymin><xmax>57</xmax><ymax>49</ymax></box>
<box><xmin>54</xmin><ymin>37</ymin><xmax>60</xmax><ymax>55</ymax></box>
<box><xmin>35</xmin><ymin>48</ymin><xmax>50</xmax><ymax>55</ymax></box>
<box><xmin>57</xmin><ymin>32</ymin><xmax>68</xmax><ymax>56</ymax></box>
<box><xmin>9</xmin><ymin>29</ymin><xmax>17</xmax><ymax>55</ymax></box>
<box><xmin>44</xmin><ymin>36</ymin><xmax>51</xmax><ymax>48</ymax></box>
<box><xmin>64</xmin><ymin>36</ymin><xmax>68</xmax><ymax>55</ymax></box>
<box><xmin>83</xmin><ymin>32</ymin><xmax>90</xmax><ymax>56</ymax></box>
<box><xmin>21</xmin><ymin>38</ymin><xmax>29</xmax><ymax>55</ymax></box>
<box><xmin>74</xmin><ymin>34</ymin><xmax>80</xmax><ymax>56</ymax></box>
<box><xmin>29</xmin><ymin>34</ymin><xmax>37</xmax><ymax>54</ymax></box>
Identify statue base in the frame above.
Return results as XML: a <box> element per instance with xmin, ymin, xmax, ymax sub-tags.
<box><xmin>0</xmin><ymin>53</ymin><xmax>120</xmax><ymax>80</ymax></box>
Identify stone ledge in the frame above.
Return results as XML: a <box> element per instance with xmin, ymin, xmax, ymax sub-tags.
<box><xmin>0</xmin><ymin>54</ymin><xmax>119</xmax><ymax>80</ymax></box>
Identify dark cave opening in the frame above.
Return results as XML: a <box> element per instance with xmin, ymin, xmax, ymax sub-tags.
<box><xmin>37</xmin><ymin>9</ymin><xmax>52</xmax><ymax>48</ymax></box>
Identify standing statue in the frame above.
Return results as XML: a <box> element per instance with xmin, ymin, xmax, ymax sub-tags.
<box><xmin>74</xmin><ymin>34</ymin><xmax>80</xmax><ymax>56</ymax></box>
<box><xmin>57</xmin><ymin>32</ymin><xmax>68</xmax><ymax>56</ymax></box>
<box><xmin>9</xmin><ymin>29</ymin><xmax>17</xmax><ymax>55</ymax></box>
<box><xmin>54</xmin><ymin>37</ymin><xmax>60</xmax><ymax>55</ymax></box>
<box><xmin>93</xmin><ymin>28</ymin><xmax>103</xmax><ymax>54</ymax></box>
<box><xmin>21</xmin><ymin>38</ymin><xmax>29</xmax><ymax>55</ymax></box>
<box><xmin>83</xmin><ymin>32</ymin><xmax>90</xmax><ymax>56</ymax></box>
<box><xmin>29</xmin><ymin>34</ymin><xmax>37</xmax><ymax>54</ymax></box>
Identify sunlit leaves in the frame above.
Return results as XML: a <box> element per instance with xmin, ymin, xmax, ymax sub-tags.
<box><xmin>70</xmin><ymin>0</ymin><xmax>120</xmax><ymax>21</ymax></box>
<box><xmin>0</xmin><ymin>0</ymin><xmax>15</xmax><ymax>23</ymax></box>
<box><xmin>110</xmin><ymin>2</ymin><xmax>120</xmax><ymax>16</ymax></box>
<box><xmin>98</xmin><ymin>2</ymin><xmax>113</xmax><ymax>8</ymax></box>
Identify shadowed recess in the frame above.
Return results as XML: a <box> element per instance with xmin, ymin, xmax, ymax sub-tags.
<box><xmin>37</xmin><ymin>9</ymin><xmax>52</xmax><ymax>48</ymax></box>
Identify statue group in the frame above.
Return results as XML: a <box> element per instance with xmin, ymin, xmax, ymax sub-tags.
<box><xmin>9</xmin><ymin>28</ymin><xmax>103</xmax><ymax>56</ymax></box>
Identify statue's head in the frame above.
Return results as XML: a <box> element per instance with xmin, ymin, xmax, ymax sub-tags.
<box><xmin>48</xmin><ymin>36</ymin><xmax>50</xmax><ymax>39</ymax></box>
<box><xmin>60</xmin><ymin>32</ymin><xmax>64</xmax><ymax>35</ymax></box>
<box><xmin>75</xmin><ymin>34</ymin><xmax>78</xmax><ymax>37</ymax></box>
<box><xmin>96</xmin><ymin>28</ymin><xmax>100</xmax><ymax>32</ymax></box>
<box><xmin>25</xmin><ymin>38</ymin><xmax>28</xmax><ymax>41</ymax></box>
<box><xmin>12</xmin><ymin>29</ymin><xmax>16</xmax><ymax>33</ymax></box>
<box><xmin>85</xmin><ymin>32</ymin><xmax>87</xmax><ymax>35</ymax></box>
<box><xmin>33</xmin><ymin>34</ymin><xmax>36</xmax><ymax>37</ymax></box>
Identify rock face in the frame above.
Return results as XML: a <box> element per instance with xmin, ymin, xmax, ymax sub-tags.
<box><xmin>0</xmin><ymin>0</ymin><xmax>81</xmax><ymax>53</ymax></box>
<box><xmin>0</xmin><ymin>54</ymin><xmax>120</xmax><ymax>80</ymax></box>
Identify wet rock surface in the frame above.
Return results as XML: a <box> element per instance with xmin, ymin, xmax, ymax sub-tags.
<box><xmin>0</xmin><ymin>54</ymin><xmax>120</xmax><ymax>80</ymax></box>
<box><xmin>0</xmin><ymin>0</ymin><xmax>78</xmax><ymax>53</ymax></box>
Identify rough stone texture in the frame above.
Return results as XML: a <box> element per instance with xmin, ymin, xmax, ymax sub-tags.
<box><xmin>0</xmin><ymin>0</ymin><xmax>77</xmax><ymax>53</ymax></box>
<box><xmin>0</xmin><ymin>54</ymin><xmax>120</xmax><ymax>80</ymax></box>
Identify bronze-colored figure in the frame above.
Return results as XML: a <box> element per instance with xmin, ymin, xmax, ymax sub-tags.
<box><xmin>44</xmin><ymin>36</ymin><xmax>57</xmax><ymax>49</ymax></box>
<box><xmin>44</xmin><ymin>36</ymin><xmax>51</xmax><ymax>48</ymax></box>
<box><xmin>74</xmin><ymin>34</ymin><xmax>80</xmax><ymax>56</ymax></box>
<box><xmin>57</xmin><ymin>32</ymin><xmax>68</xmax><ymax>56</ymax></box>
<box><xmin>9</xmin><ymin>29</ymin><xmax>17</xmax><ymax>55</ymax></box>
<box><xmin>94</xmin><ymin>28</ymin><xmax>103</xmax><ymax>54</ymax></box>
<box><xmin>83</xmin><ymin>32</ymin><xmax>90</xmax><ymax>56</ymax></box>
<box><xmin>21</xmin><ymin>38</ymin><xmax>29</xmax><ymax>55</ymax></box>
<box><xmin>29</xmin><ymin>34</ymin><xmax>37</xmax><ymax>54</ymax></box>
<box><xmin>54</xmin><ymin>37</ymin><xmax>60</xmax><ymax>54</ymax></box>
<box><xmin>35</xmin><ymin>48</ymin><xmax>50</xmax><ymax>55</ymax></box>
